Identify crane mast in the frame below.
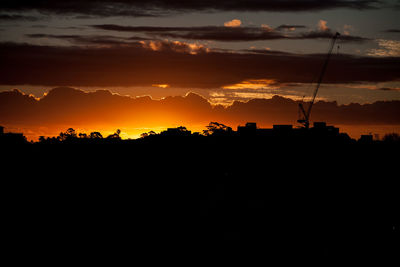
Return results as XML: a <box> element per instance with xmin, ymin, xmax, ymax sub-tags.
<box><xmin>298</xmin><ymin>32</ymin><xmax>340</xmax><ymax>129</ymax></box>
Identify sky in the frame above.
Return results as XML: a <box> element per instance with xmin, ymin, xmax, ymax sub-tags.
<box><xmin>0</xmin><ymin>0</ymin><xmax>400</xmax><ymax>139</ymax></box>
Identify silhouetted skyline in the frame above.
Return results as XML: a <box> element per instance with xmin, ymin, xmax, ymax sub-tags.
<box><xmin>1</xmin><ymin>87</ymin><xmax>399</xmax><ymax>140</ymax></box>
<box><xmin>2</xmin><ymin>121</ymin><xmax>400</xmax><ymax>146</ymax></box>
<box><xmin>1</xmin><ymin>116</ymin><xmax>398</xmax><ymax>264</ymax></box>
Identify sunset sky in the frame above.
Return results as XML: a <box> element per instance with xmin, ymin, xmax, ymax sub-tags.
<box><xmin>1</xmin><ymin>1</ymin><xmax>399</xmax><ymax>139</ymax></box>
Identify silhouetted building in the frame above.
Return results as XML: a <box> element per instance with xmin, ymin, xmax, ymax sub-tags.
<box><xmin>359</xmin><ymin>134</ymin><xmax>373</xmax><ymax>143</ymax></box>
<box><xmin>311</xmin><ymin>122</ymin><xmax>339</xmax><ymax>135</ymax></box>
<box><xmin>0</xmin><ymin>127</ymin><xmax>27</xmax><ymax>144</ymax></box>
<box><xmin>235</xmin><ymin>121</ymin><xmax>348</xmax><ymax>143</ymax></box>
<box><xmin>245</xmin><ymin>122</ymin><xmax>257</xmax><ymax>129</ymax></box>
<box><xmin>313</xmin><ymin>122</ymin><xmax>326</xmax><ymax>128</ymax></box>
<box><xmin>237</xmin><ymin>122</ymin><xmax>258</xmax><ymax>136</ymax></box>
<box><xmin>271</xmin><ymin>125</ymin><xmax>294</xmax><ymax>138</ymax></box>
<box><xmin>257</xmin><ymin>128</ymin><xmax>273</xmax><ymax>136</ymax></box>
<box><xmin>273</xmin><ymin>125</ymin><xmax>293</xmax><ymax>131</ymax></box>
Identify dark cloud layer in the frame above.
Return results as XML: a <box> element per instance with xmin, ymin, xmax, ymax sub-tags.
<box><xmin>0</xmin><ymin>42</ymin><xmax>398</xmax><ymax>87</ymax></box>
<box><xmin>384</xmin><ymin>29</ymin><xmax>400</xmax><ymax>33</ymax></box>
<box><xmin>91</xmin><ymin>24</ymin><xmax>370</xmax><ymax>42</ymax></box>
<box><xmin>93</xmin><ymin>25</ymin><xmax>289</xmax><ymax>42</ymax></box>
<box><xmin>0</xmin><ymin>1</ymin><xmax>381</xmax><ymax>18</ymax></box>
<box><xmin>0</xmin><ymin>14</ymin><xmax>40</xmax><ymax>21</ymax></box>
<box><xmin>298</xmin><ymin>29</ymin><xmax>370</xmax><ymax>42</ymax></box>
<box><xmin>275</xmin><ymin>24</ymin><xmax>307</xmax><ymax>31</ymax></box>
<box><xmin>25</xmin><ymin>25</ymin><xmax>370</xmax><ymax>44</ymax></box>
<box><xmin>1</xmin><ymin>87</ymin><xmax>399</xmax><ymax>129</ymax></box>
<box><xmin>25</xmin><ymin>33</ymin><xmax>148</xmax><ymax>45</ymax></box>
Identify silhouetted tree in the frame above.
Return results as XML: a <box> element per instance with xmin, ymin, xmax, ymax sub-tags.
<box><xmin>107</xmin><ymin>129</ymin><xmax>122</xmax><ymax>140</ymax></box>
<box><xmin>59</xmin><ymin>128</ymin><xmax>77</xmax><ymax>141</ymax></box>
<box><xmin>141</xmin><ymin>130</ymin><xmax>157</xmax><ymax>138</ymax></box>
<box><xmin>79</xmin><ymin>133</ymin><xmax>88</xmax><ymax>139</ymax></box>
<box><xmin>203</xmin><ymin>122</ymin><xmax>233</xmax><ymax>136</ymax></box>
<box><xmin>177</xmin><ymin>126</ymin><xmax>188</xmax><ymax>132</ymax></box>
<box><xmin>89</xmin><ymin>132</ymin><xmax>103</xmax><ymax>139</ymax></box>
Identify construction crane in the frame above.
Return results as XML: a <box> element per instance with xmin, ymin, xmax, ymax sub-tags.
<box><xmin>297</xmin><ymin>32</ymin><xmax>340</xmax><ymax>129</ymax></box>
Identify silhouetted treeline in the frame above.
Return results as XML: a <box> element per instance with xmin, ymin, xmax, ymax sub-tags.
<box><xmin>2</xmin><ymin>121</ymin><xmax>399</xmax><ymax>145</ymax></box>
<box><xmin>36</xmin><ymin>127</ymin><xmax>122</xmax><ymax>144</ymax></box>
<box><xmin>1</xmin><ymin>123</ymin><xmax>398</xmax><ymax>265</ymax></box>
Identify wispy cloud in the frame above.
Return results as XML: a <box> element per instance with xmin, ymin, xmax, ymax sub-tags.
<box><xmin>0</xmin><ymin>14</ymin><xmax>41</xmax><ymax>21</ymax></box>
<box><xmin>91</xmin><ymin>23</ymin><xmax>370</xmax><ymax>43</ymax></box>
<box><xmin>222</xmin><ymin>79</ymin><xmax>278</xmax><ymax>90</ymax></box>
<box><xmin>367</xmin><ymin>39</ymin><xmax>400</xmax><ymax>57</ymax></box>
<box><xmin>1</xmin><ymin>41</ymin><xmax>398</xmax><ymax>88</ymax></box>
<box><xmin>0</xmin><ymin>0</ymin><xmax>382</xmax><ymax>19</ymax></box>
<box><xmin>139</xmin><ymin>40</ymin><xmax>210</xmax><ymax>54</ymax></box>
<box><xmin>26</xmin><ymin>33</ymin><xmax>148</xmax><ymax>46</ymax></box>
<box><xmin>384</xmin><ymin>29</ymin><xmax>400</xmax><ymax>33</ymax></box>
<box><xmin>343</xmin><ymin>24</ymin><xmax>354</xmax><ymax>35</ymax></box>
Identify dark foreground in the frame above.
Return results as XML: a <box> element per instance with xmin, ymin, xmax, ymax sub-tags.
<box><xmin>2</xmin><ymin>135</ymin><xmax>399</xmax><ymax>265</ymax></box>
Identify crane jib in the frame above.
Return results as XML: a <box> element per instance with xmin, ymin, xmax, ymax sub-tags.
<box><xmin>298</xmin><ymin>32</ymin><xmax>340</xmax><ymax>129</ymax></box>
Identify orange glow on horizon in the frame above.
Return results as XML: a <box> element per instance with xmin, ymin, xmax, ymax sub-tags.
<box><xmin>2</xmin><ymin>87</ymin><xmax>399</xmax><ymax>142</ymax></box>
<box><xmin>5</xmin><ymin>123</ymin><xmax>400</xmax><ymax>142</ymax></box>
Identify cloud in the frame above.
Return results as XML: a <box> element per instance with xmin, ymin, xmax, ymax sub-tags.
<box><xmin>91</xmin><ymin>24</ymin><xmax>370</xmax><ymax>43</ymax></box>
<box><xmin>343</xmin><ymin>24</ymin><xmax>353</xmax><ymax>35</ymax></box>
<box><xmin>224</xmin><ymin>19</ymin><xmax>241</xmax><ymax>28</ymax></box>
<box><xmin>25</xmin><ymin>33</ymin><xmax>208</xmax><ymax>53</ymax></box>
<box><xmin>261</xmin><ymin>24</ymin><xmax>274</xmax><ymax>32</ymax></box>
<box><xmin>378</xmin><ymin>87</ymin><xmax>400</xmax><ymax>91</ymax></box>
<box><xmin>91</xmin><ymin>24</ymin><xmax>192</xmax><ymax>32</ymax></box>
<box><xmin>92</xmin><ymin>24</ymin><xmax>286</xmax><ymax>41</ymax></box>
<box><xmin>275</xmin><ymin>24</ymin><xmax>307</xmax><ymax>31</ymax></box>
<box><xmin>367</xmin><ymin>39</ymin><xmax>400</xmax><ymax>57</ymax></box>
<box><xmin>318</xmin><ymin>20</ymin><xmax>329</xmax><ymax>31</ymax></box>
<box><xmin>0</xmin><ymin>14</ymin><xmax>40</xmax><ymax>21</ymax></box>
<box><xmin>26</xmin><ymin>33</ymin><xmax>149</xmax><ymax>46</ymax></box>
<box><xmin>0</xmin><ymin>87</ymin><xmax>214</xmax><ymax>129</ymax></box>
<box><xmin>139</xmin><ymin>40</ymin><xmax>210</xmax><ymax>54</ymax></box>
<box><xmin>242</xmin><ymin>48</ymin><xmax>292</xmax><ymax>55</ymax></box>
<box><xmin>222</xmin><ymin>79</ymin><xmax>278</xmax><ymax>90</ymax></box>
<box><xmin>298</xmin><ymin>29</ymin><xmax>369</xmax><ymax>42</ymax></box>
<box><xmin>1</xmin><ymin>87</ymin><xmax>399</xmax><ymax>135</ymax></box>
<box><xmin>294</xmin><ymin>20</ymin><xmax>369</xmax><ymax>42</ymax></box>
<box><xmin>0</xmin><ymin>41</ymin><xmax>398</xmax><ymax>89</ymax></box>
<box><xmin>152</xmin><ymin>84</ymin><xmax>170</xmax><ymax>88</ymax></box>
<box><xmin>0</xmin><ymin>1</ymin><xmax>382</xmax><ymax>19</ymax></box>
<box><xmin>384</xmin><ymin>29</ymin><xmax>400</xmax><ymax>33</ymax></box>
